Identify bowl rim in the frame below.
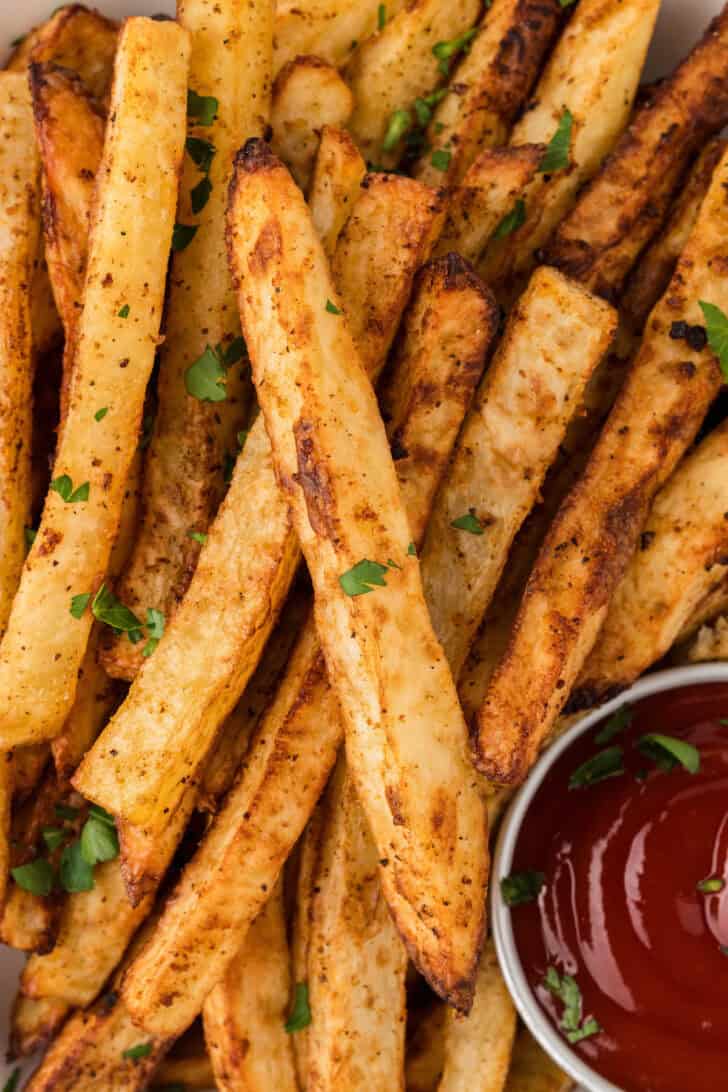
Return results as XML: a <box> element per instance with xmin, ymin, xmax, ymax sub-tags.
<box><xmin>490</xmin><ymin>660</ymin><xmax>728</xmax><ymax>1092</ymax></box>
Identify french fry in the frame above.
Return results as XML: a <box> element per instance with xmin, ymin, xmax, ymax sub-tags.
<box><xmin>572</xmin><ymin>420</ymin><xmax>728</xmax><ymax>706</ymax></box>
<box><xmin>677</xmin><ymin>574</ymin><xmax>728</xmax><ymax>644</ymax></box>
<box><xmin>685</xmin><ymin>613</ymin><xmax>728</xmax><ymax>663</ymax></box>
<box><xmin>75</xmin><ymin>171</ymin><xmax>442</xmax><ymax>893</ymax></box>
<box><xmin>473</xmin><ymin>142</ymin><xmax>728</xmax><ymax>786</ymax></box>
<box><xmin>271</xmin><ymin>56</ymin><xmax>353</xmax><ymax>191</ymax></box>
<box><xmin>345</xmin><ymin>0</ymin><xmax>480</xmax><ymax>169</ymax></box>
<box><xmin>0</xmin><ymin>74</ymin><xmax>40</xmax><ymax>636</ymax></box>
<box><xmin>290</xmin><ymin>803</ymin><xmax>327</xmax><ymax>1089</ymax></box>
<box><xmin>9</xmin><ymin>993</ymin><xmax>69</xmax><ymax>1060</ymax></box>
<box><xmin>437</xmin><ymin>941</ymin><xmax>516</xmax><ymax>1092</ymax></box>
<box><xmin>503</xmin><ymin>1028</ymin><xmax>572</xmax><ymax>1092</ymax></box>
<box><xmin>435</xmin><ymin>145</ymin><xmax>545</xmax><ymax>267</ymax></box>
<box><xmin>120</xmin><ymin>235</ymin><xmax>494</xmax><ymax>1034</ymax></box>
<box><xmin>478</xmin><ymin>0</ymin><xmax>660</xmax><ymax>293</ymax></box>
<box><xmin>274</xmin><ymin>0</ymin><xmax>407</xmax><ymax>73</ymax></box>
<box><xmin>203</xmin><ymin>880</ymin><xmax>298</xmax><ymax>1091</ymax></box>
<box><xmin>308</xmin><ymin>125</ymin><xmax>366</xmax><ymax>257</ymax></box>
<box><xmin>0</xmin><ymin>18</ymin><xmax>190</xmax><ymax>749</ymax></box>
<box><xmin>27</xmin><ymin>3</ymin><xmax>118</xmax><ymax>107</ymax></box>
<box><xmin>304</xmin><ymin>759</ymin><xmax>407</xmax><ymax>1091</ymax></box>
<box><xmin>12</xmin><ymin>744</ymin><xmax>49</xmax><ymax>799</ymax></box>
<box><xmin>415</xmin><ymin>0</ymin><xmax>562</xmax><ymax>187</ymax></box>
<box><xmin>405</xmin><ymin>1002</ymin><xmax>446</xmax><ymax>1092</ymax></box>
<box><xmin>421</xmin><ymin>266</ymin><xmax>617</xmax><ymax>681</ymax></box>
<box><xmin>0</xmin><ymin>879</ymin><xmax>59</xmax><ymax>954</ymax></box>
<box><xmin>545</xmin><ymin>6</ymin><xmax>728</xmax><ymax>300</ymax></box>
<box><xmin>227</xmin><ymin>141</ymin><xmax>488</xmax><ymax>1009</ymax></box>
<box><xmin>101</xmin><ymin>0</ymin><xmax>270</xmax><ymax>683</ymax></box>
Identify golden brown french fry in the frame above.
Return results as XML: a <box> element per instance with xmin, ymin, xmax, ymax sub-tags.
<box><xmin>271</xmin><ymin>55</ymin><xmax>353</xmax><ymax>190</ymax></box>
<box><xmin>9</xmin><ymin>993</ymin><xmax>69</xmax><ymax>1059</ymax></box>
<box><xmin>415</xmin><ymin>0</ymin><xmax>562</xmax><ymax>187</ymax></box>
<box><xmin>308</xmin><ymin>125</ymin><xmax>366</xmax><ymax>257</ymax></box>
<box><xmin>437</xmin><ymin>941</ymin><xmax>516</xmax><ymax>1092</ymax></box>
<box><xmin>684</xmin><ymin>614</ymin><xmax>728</xmax><ymax>663</ymax></box>
<box><xmin>203</xmin><ymin>881</ymin><xmax>298</xmax><ymax>1092</ymax></box>
<box><xmin>227</xmin><ymin>141</ymin><xmax>488</xmax><ymax>1009</ymax></box>
<box><xmin>504</xmin><ymin>1028</ymin><xmax>572</xmax><ymax>1092</ymax></box>
<box><xmin>405</xmin><ymin>1002</ymin><xmax>447</xmax><ymax>1092</ymax></box>
<box><xmin>304</xmin><ymin>759</ymin><xmax>407</xmax><ymax>1091</ymax></box>
<box><xmin>12</xmin><ymin>744</ymin><xmax>49</xmax><ymax>799</ymax></box>
<box><xmin>435</xmin><ymin>145</ymin><xmax>545</xmax><ymax>267</ymax></box>
<box><xmin>473</xmin><ymin>142</ymin><xmax>728</xmax><ymax>786</ymax></box>
<box><xmin>101</xmin><ymin>0</ymin><xmax>270</xmax><ymax>683</ymax></box>
<box><xmin>75</xmin><ymin>171</ymin><xmax>442</xmax><ymax>894</ymax></box>
<box><xmin>273</xmin><ymin>0</ymin><xmax>407</xmax><ymax>73</ymax></box>
<box><xmin>0</xmin><ymin>18</ymin><xmax>190</xmax><ymax>749</ymax></box>
<box><xmin>120</xmin><ymin>240</ymin><xmax>494</xmax><ymax>1035</ymax></box>
<box><xmin>0</xmin><ymin>74</ymin><xmax>40</xmax><ymax>636</ymax></box>
<box><xmin>30</xmin><ymin>258</ymin><xmax>63</xmax><ymax>358</ymax></box>
<box><xmin>28</xmin><ymin>3</ymin><xmax>118</xmax><ymax>106</ymax></box>
<box><xmin>345</xmin><ymin>0</ymin><xmax>480</xmax><ymax>169</ymax></box>
<box><xmin>479</xmin><ymin>0</ymin><xmax>660</xmax><ymax>293</ymax></box>
<box><xmin>572</xmin><ymin>420</ymin><xmax>728</xmax><ymax>706</ymax></box>
<box><xmin>290</xmin><ymin>804</ymin><xmax>327</xmax><ymax>1089</ymax></box>
<box><xmin>421</xmin><ymin>266</ymin><xmax>617</xmax><ymax>681</ymax></box>
<box><xmin>677</xmin><ymin>575</ymin><xmax>728</xmax><ymax>644</ymax></box>
<box><xmin>0</xmin><ymin>880</ymin><xmax>59</xmax><ymax>954</ymax></box>
<box><xmin>545</xmin><ymin>7</ymin><xmax>728</xmax><ymax>300</ymax></box>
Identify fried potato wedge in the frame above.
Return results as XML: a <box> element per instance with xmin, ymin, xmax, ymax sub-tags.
<box><xmin>678</xmin><ymin>575</ymin><xmax>728</xmax><ymax>644</ymax></box>
<box><xmin>479</xmin><ymin>0</ymin><xmax>660</xmax><ymax>292</ymax></box>
<box><xmin>304</xmin><ymin>760</ymin><xmax>407</xmax><ymax>1091</ymax></box>
<box><xmin>345</xmin><ymin>0</ymin><xmax>480</xmax><ymax>169</ymax></box>
<box><xmin>504</xmin><ymin>1029</ymin><xmax>572</xmax><ymax>1092</ymax></box>
<box><xmin>545</xmin><ymin>7</ymin><xmax>728</xmax><ymax>300</ymax></box>
<box><xmin>573</xmin><ymin>420</ymin><xmax>728</xmax><ymax>705</ymax></box>
<box><xmin>101</xmin><ymin>0</ymin><xmax>270</xmax><ymax>682</ymax></box>
<box><xmin>0</xmin><ymin>19</ymin><xmax>190</xmax><ymax>749</ymax></box>
<box><xmin>290</xmin><ymin>804</ymin><xmax>327</xmax><ymax>1089</ymax></box>
<box><xmin>76</xmin><ymin>170</ymin><xmax>442</xmax><ymax>891</ymax></box>
<box><xmin>438</xmin><ymin>940</ymin><xmax>516</xmax><ymax>1092</ymax></box>
<box><xmin>9</xmin><ymin>993</ymin><xmax>69</xmax><ymax>1060</ymax></box>
<box><xmin>415</xmin><ymin>0</ymin><xmax>562</xmax><ymax>187</ymax></box>
<box><xmin>622</xmin><ymin>139</ymin><xmax>726</xmax><ymax>331</ymax></box>
<box><xmin>271</xmin><ymin>56</ymin><xmax>353</xmax><ymax>191</ymax></box>
<box><xmin>274</xmin><ymin>0</ymin><xmax>407</xmax><ymax>73</ymax></box>
<box><xmin>120</xmin><ymin>246</ymin><xmax>493</xmax><ymax>1034</ymax></box>
<box><xmin>421</xmin><ymin>266</ymin><xmax>616</xmax><ymax>681</ymax></box>
<box><xmin>0</xmin><ymin>74</ymin><xmax>40</xmax><ymax>636</ymax></box>
<box><xmin>685</xmin><ymin>613</ymin><xmax>728</xmax><ymax>663</ymax></box>
<box><xmin>203</xmin><ymin>881</ymin><xmax>297</xmax><ymax>1092</ymax></box>
<box><xmin>473</xmin><ymin>143</ymin><xmax>728</xmax><ymax>785</ymax></box>
<box><xmin>227</xmin><ymin>142</ymin><xmax>488</xmax><ymax>1009</ymax></box>
<box><xmin>308</xmin><ymin>125</ymin><xmax>366</xmax><ymax>257</ymax></box>
<box><xmin>435</xmin><ymin>145</ymin><xmax>544</xmax><ymax>267</ymax></box>
<box><xmin>28</xmin><ymin>4</ymin><xmax>118</xmax><ymax>107</ymax></box>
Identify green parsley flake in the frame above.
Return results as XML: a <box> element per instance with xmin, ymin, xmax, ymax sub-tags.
<box><xmin>187</xmin><ymin>88</ymin><xmax>218</xmax><ymax>126</ymax></box>
<box><xmin>123</xmin><ymin>1042</ymin><xmax>153</xmax><ymax>1061</ymax></box>
<box><xmin>55</xmin><ymin>802</ymin><xmax>80</xmax><ymax>821</ymax></box>
<box><xmin>636</xmin><ymin>733</ymin><xmax>700</xmax><ymax>775</ymax></box>
<box><xmin>92</xmin><ymin>584</ymin><xmax>143</xmax><ymax>633</ymax></box>
<box><xmin>60</xmin><ymin>839</ymin><xmax>94</xmax><ymax>892</ymax></box>
<box><xmin>594</xmin><ymin>704</ymin><xmax>633</xmax><ymax>744</ymax></box>
<box><xmin>285</xmin><ymin>982</ymin><xmax>312</xmax><ymax>1033</ymax></box>
<box><xmin>559</xmin><ymin>0</ymin><xmax>578</xmax><ymax>6</ymax></box>
<box><xmin>451</xmin><ymin>511</ymin><xmax>485</xmax><ymax>535</ymax></box>
<box><xmin>188</xmin><ymin>530</ymin><xmax>208</xmax><ymax>545</ymax></box>
<box><xmin>698</xmin><ymin>301</ymin><xmax>728</xmax><ymax>380</ymax></box>
<box><xmin>11</xmin><ymin>858</ymin><xmax>54</xmax><ymax>897</ymax></box>
<box><xmin>80</xmin><ymin>807</ymin><xmax>119</xmax><ymax>866</ymax></box>
<box><xmin>432</xmin><ymin>28</ymin><xmax>478</xmax><ymax>76</ymax></box>
<box><xmin>118</xmin><ymin>304</ymin><xmax>130</xmax><ymax>318</ymax></box>
<box><xmin>382</xmin><ymin>108</ymin><xmax>411</xmax><ymax>152</ymax></box>
<box><xmin>501</xmin><ymin>869</ymin><xmax>545</xmax><ymax>906</ymax></box>
<box><xmin>24</xmin><ymin>526</ymin><xmax>36</xmax><ymax>549</ymax></box>
<box><xmin>492</xmin><ymin>198</ymin><xmax>526</xmax><ymax>240</ymax></box>
<box><xmin>2</xmin><ymin>1067</ymin><xmax>20</xmax><ymax>1092</ymax></box>
<box><xmin>186</xmin><ymin>136</ymin><xmax>215</xmax><ymax>172</ymax></box>
<box><xmin>224</xmin><ymin>336</ymin><xmax>247</xmax><ymax>365</ymax></box>
<box><xmin>42</xmin><ymin>826</ymin><xmax>66</xmax><ymax>853</ymax></box>
<box><xmin>51</xmin><ymin>474</ymin><xmax>90</xmax><ymax>503</ymax></box>
<box><xmin>407</xmin><ymin>541</ymin><xmax>417</xmax><ymax>556</ymax></box>
<box><xmin>325</xmin><ymin>298</ymin><xmax>343</xmax><ymax>315</ymax></box>
<box><xmin>95</xmin><ymin>407</ymin><xmax>108</xmax><ymax>421</ymax></box>
<box><xmin>70</xmin><ymin>592</ymin><xmax>91</xmax><ymax>619</ymax></box>
<box><xmin>544</xmin><ymin>967</ymin><xmax>601</xmax><ymax>1044</ymax></box>
<box><xmin>185</xmin><ymin>344</ymin><xmax>228</xmax><ymax>402</ymax></box>
<box><xmin>697</xmin><ymin>876</ymin><xmax>725</xmax><ymax>894</ymax></box>
<box><xmin>378</xmin><ymin>3</ymin><xmax>387</xmax><ymax>28</ymax></box>
<box><xmin>340</xmin><ymin>559</ymin><xmax>390</xmax><ymax>596</ymax></box>
<box><xmin>430</xmin><ymin>148</ymin><xmax>452</xmax><ymax>172</ymax></box>
<box><xmin>191</xmin><ymin>175</ymin><xmax>213</xmax><ymax>214</ymax></box>
<box><xmin>539</xmin><ymin>108</ymin><xmax>573</xmax><ymax>174</ymax></box>
<box><xmin>569</xmin><ymin>746</ymin><xmax>624</xmax><ymax>790</ymax></box>
<box><xmin>142</xmin><ymin>608</ymin><xmax>165</xmax><ymax>658</ymax></box>
<box><xmin>172</xmin><ymin>222</ymin><xmax>198</xmax><ymax>251</ymax></box>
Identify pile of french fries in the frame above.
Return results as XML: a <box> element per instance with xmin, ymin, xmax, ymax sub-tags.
<box><xmin>0</xmin><ymin>0</ymin><xmax>727</xmax><ymax>1088</ymax></box>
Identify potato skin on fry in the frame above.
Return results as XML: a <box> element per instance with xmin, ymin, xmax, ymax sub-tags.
<box><xmin>25</xmin><ymin>4</ymin><xmax>118</xmax><ymax>107</ymax></box>
<box><xmin>274</xmin><ymin>0</ymin><xmax>407</xmax><ymax>74</ymax></box>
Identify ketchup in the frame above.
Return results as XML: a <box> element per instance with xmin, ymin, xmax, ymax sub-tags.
<box><xmin>509</xmin><ymin>682</ymin><xmax>728</xmax><ymax>1092</ymax></box>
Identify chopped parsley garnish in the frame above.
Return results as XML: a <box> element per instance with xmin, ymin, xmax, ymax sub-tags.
<box><xmin>172</xmin><ymin>222</ymin><xmax>198</xmax><ymax>251</ymax></box>
<box><xmin>340</xmin><ymin>559</ymin><xmax>390</xmax><ymax>596</ymax></box>
<box><xmin>185</xmin><ymin>344</ymin><xmax>228</xmax><ymax>402</ymax></box>
<box><xmin>41</xmin><ymin>826</ymin><xmax>65</xmax><ymax>853</ymax></box>
<box><xmin>123</xmin><ymin>1042</ymin><xmax>153</xmax><ymax>1061</ymax></box>
<box><xmin>224</xmin><ymin>336</ymin><xmax>247</xmax><ymax>365</ymax></box>
<box><xmin>569</xmin><ymin>746</ymin><xmax>624</xmax><ymax>790</ymax></box>
<box><xmin>594</xmin><ymin>704</ymin><xmax>632</xmax><ymax>744</ymax></box>
<box><xmin>80</xmin><ymin>806</ymin><xmax>119</xmax><ymax>866</ymax></box>
<box><xmin>492</xmin><ymin>198</ymin><xmax>526</xmax><ymax>240</ymax></box>
<box><xmin>501</xmin><ymin>869</ymin><xmax>545</xmax><ymax>906</ymax></box>
<box><xmin>55</xmin><ymin>803</ymin><xmax>80</xmax><ymax>821</ymax></box>
<box><xmin>140</xmin><ymin>413</ymin><xmax>154</xmax><ymax>449</ymax></box>
<box><xmin>187</xmin><ymin>89</ymin><xmax>218</xmax><ymax>126</ymax></box>
<box><xmin>430</xmin><ymin>147</ymin><xmax>452</xmax><ymax>172</ymax></box>
<box><xmin>378</xmin><ymin>3</ymin><xmax>387</xmax><ymax>28</ymax></box>
<box><xmin>91</xmin><ymin>584</ymin><xmax>143</xmax><ymax>633</ymax></box>
<box><xmin>407</xmin><ymin>541</ymin><xmax>417</xmax><ymax>555</ymax></box>
<box><xmin>24</xmin><ymin>526</ymin><xmax>36</xmax><ymax>548</ymax></box>
<box><xmin>451</xmin><ymin>511</ymin><xmax>485</xmax><ymax>535</ymax></box>
<box><xmin>185</xmin><ymin>136</ymin><xmax>215</xmax><ymax>172</ymax></box>
<box><xmin>432</xmin><ymin>28</ymin><xmax>478</xmax><ymax>76</ymax></box>
<box><xmin>60</xmin><ymin>839</ymin><xmax>94</xmax><ymax>892</ymax></box>
<box><xmin>559</xmin><ymin>0</ymin><xmax>578</xmax><ymax>7</ymax></box>
<box><xmin>2</xmin><ymin>1067</ymin><xmax>20</xmax><ymax>1092</ymax></box>
<box><xmin>11</xmin><ymin>858</ymin><xmax>54</xmax><ymax>896</ymax></box>
<box><xmin>636</xmin><ymin>733</ymin><xmax>700</xmax><ymax>774</ymax></box>
<box><xmin>383</xmin><ymin>108</ymin><xmax>411</xmax><ymax>152</ymax></box>
<box><xmin>51</xmin><ymin>475</ymin><xmax>90</xmax><ymax>503</ymax></box>
<box><xmin>539</xmin><ymin>108</ymin><xmax>573</xmax><ymax>173</ymax></box>
<box><xmin>325</xmin><ymin>298</ymin><xmax>342</xmax><ymax>315</ymax></box>
<box><xmin>698</xmin><ymin>301</ymin><xmax>728</xmax><ymax>380</ymax></box>
<box><xmin>188</xmin><ymin>530</ymin><xmax>207</xmax><ymax>544</ymax></box>
<box><xmin>118</xmin><ymin>304</ymin><xmax>130</xmax><ymax>318</ymax></box>
<box><xmin>544</xmin><ymin>967</ymin><xmax>601</xmax><ymax>1044</ymax></box>
<box><xmin>191</xmin><ymin>175</ymin><xmax>213</xmax><ymax>214</ymax></box>
<box><xmin>697</xmin><ymin>876</ymin><xmax>725</xmax><ymax>894</ymax></box>
<box><xmin>142</xmin><ymin>608</ymin><xmax>165</xmax><ymax>658</ymax></box>
<box><xmin>70</xmin><ymin>592</ymin><xmax>91</xmax><ymax>619</ymax></box>
<box><xmin>285</xmin><ymin>982</ymin><xmax>312</xmax><ymax>1033</ymax></box>
<box><xmin>95</xmin><ymin>406</ymin><xmax>108</xmax><ymax>421</ymax></box>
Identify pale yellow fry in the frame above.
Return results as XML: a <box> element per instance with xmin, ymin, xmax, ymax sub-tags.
<box><xmin>573</xmin><ymin>419</ymin><xmax>728</xmax><ymax>704</ymax></box>
<box><xmin>0</xmin><ymin>19</ymin><xmax>190</xmax><ymax>749</ymax></box>
<box><xmin>203</xmin><ymin>881</ymin><xmax>297</xmax><ymax>1092</ymax></box>
<box><xmin>271</xmin><ymin>56</ymin><xmax>353</xmax><ymax>191</ymax></box>
<box><xmin>274</xmin><ymin>0</ymin><xmax>407</xmax><ymax>73</ymax></box>
<box><xmin>0</xmin><ymin>74</ymin><xmax>40</xmax><ymax>635</ymax></box>
<box><xmin>305</xmin><ymin>760</ymin><xmax>407</xmax><ymax>1092</ymax></box>
<box><xmin>503</xmin><ymin>1029</ymin><xmax>572</xmax><ymax>1092</ymax></box>
<box><xmin>421</xmin><ymin>266</ymin><xmax>616</xmax><ymax>681</ymax></box>
<box><xmin>479</xmin><ymin>0</ymin><xmax>660</xmax><ymax>290</ymax></box>
<box><xmin>308</xmin><ymin>125</ymin><xmax>366</xmax><ymax>257</ymax></box>
<box><xmin>102</xmin><ymin>0</ymin><xmax>270</xmax><ymax>682</ymax></box>
<box><xmin>437</xmin><ymin>940</ymin><xmax>516</xmax><ymax>1092</ymax></box>
<box><xmin>345</xmin><ymin>0</ymin><xmax>480</xmax><ymax>168</ymax></box>
<box><xmin>9</xmin><ymin>992</ymin><xmax>69</xmax><ymax>1060</ymax></box>
<box><xmin>415</xmin><ymin>0</ymin><xmax>562</xmax><ymax>187</ymax></box>
<box><xmin>228</xmin><ymin>142</ymin><xmax>488</xmax><ymax>1010</ymax></box>
<box><xmin>474</xmin><ymin>143</ymin><xmax>728</xmax><ymax>786</ymax></box>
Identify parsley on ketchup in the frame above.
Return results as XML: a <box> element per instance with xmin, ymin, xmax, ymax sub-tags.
<box><xmin>507</xmin><ymin>682</ymin><xmax>728</xmax><ymax>1092</ymax></box>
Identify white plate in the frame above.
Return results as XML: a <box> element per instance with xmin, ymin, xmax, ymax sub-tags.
<box><xmin>0</xmin><ymin>0</ymin><xmax>723</xmax><ymax>1085</ymax></box>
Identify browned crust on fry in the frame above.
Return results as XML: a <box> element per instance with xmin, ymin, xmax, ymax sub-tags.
<box><xmin>9</xmin><ymin>994</ymin><xmax>69</xmax><ymax>1060</ymax></box>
